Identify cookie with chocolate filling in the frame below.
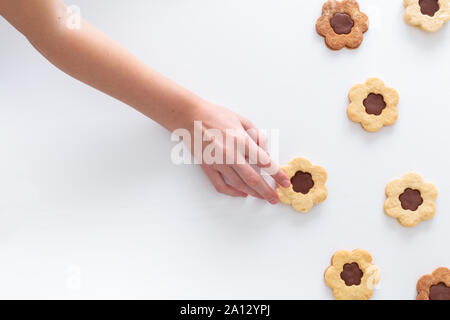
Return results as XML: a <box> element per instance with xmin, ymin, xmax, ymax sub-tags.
<box><xmin>316</xmin><ymin>0</ymin><xmax>369</xmax><ymax>50</ymax></box>
<box><xmin>325</xmin><ymin>249</ymin><xmax>380</xmax><ymax>300</ymax></box>
<box><xmin>276</xmin><ymin>157</ymin><xmax>327</xmax><ymax>213</ymax></box>
<box><xmin>384</xmin><ymin>172</ymin><xmax>438</xmax><ymax>227</ymax></box>
<box><xmin>417</xmin><ymin>267</ymin><xmax>450</xmax><ymax>300</ymax></box>
<box><xmin>347</xmin><ymin>78</ymin><xmax>399</xmax><ymax>132</ymax></box>
<box><xmin>404</xmin><ymin>0</ymin><xmax>450</xmax><ymax>32</ymax></box>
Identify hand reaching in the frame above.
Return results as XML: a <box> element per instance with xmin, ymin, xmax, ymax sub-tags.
<box><xmin>182</xmin><ymin>103</ymin><xmax>291</xmax><ymax>204</ymax></box>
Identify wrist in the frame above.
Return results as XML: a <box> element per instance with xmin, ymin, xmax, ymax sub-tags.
<box><xmin>165</xmin><ymin>94</ymin><xmax>210</xmax><ymax>133</ymax></box>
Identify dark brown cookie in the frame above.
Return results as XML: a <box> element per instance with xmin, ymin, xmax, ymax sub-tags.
<box><xmin>316</xmin><ymin>0</ymin><xmax>369</xmax><ymax>50</ymax></box>
<box><xmin>417</xmin><ymin>267</ymin><xmax>450</xmax><ymax>300</ymax></box>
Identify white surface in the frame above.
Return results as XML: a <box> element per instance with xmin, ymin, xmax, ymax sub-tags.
<box><xmin>0</xmin><ymin>0</ymin><xmax>449</xmax><ymax>300</ymax></box>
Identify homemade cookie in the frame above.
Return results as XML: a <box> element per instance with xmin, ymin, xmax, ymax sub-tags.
<box><xmin>324</xmin><ymin>249</ymin><xmax>380</xmax><ymax>300</ymax></box>
<box><xmin>417</xmin><ymin>267</ymin><xmax>450</xmax><ymax>300</ymax></box>
<box><xmin>404</xmin><ymin>0</ymin><xmax>450</xmax><ymax>32</ymax></box>
<box><xmin>316</xmin><ymin>0</ymin><xmax>369</xmax><ymax>50</ymax></box>
<box><xmin>347</xmin><ymin>78</ymin><xmax>399</xmax><ymax>132</ymax></box>
<box><xmin>384</xmin><ymin>173</ymin><xmax>438</xmax><ymax>227</ymax></box>
<box><xmin>276</xmin><ymin>157</ymin><xmax>327</xmax><ymax>213</ymax></box>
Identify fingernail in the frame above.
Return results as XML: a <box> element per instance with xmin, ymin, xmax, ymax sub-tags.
<box><xmin>269</xmin><ymin>198</ymin><xmax>278</xmax><ymax>205</ymax></box>
<box><xmin>281</xmin><ymin>179</ymin><xmax>291</xmax><ymax>188</ymax></box>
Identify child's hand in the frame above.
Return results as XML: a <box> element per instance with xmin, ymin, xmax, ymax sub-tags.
<box><xmin>0</xmin><ymin>1</ymin><xmax>290</xmax><ymax>204</ymax></box>
<box><xmin>186</xmin><ymin>103</ymin><xmax>291</xmax><ymax>204</ymax></box>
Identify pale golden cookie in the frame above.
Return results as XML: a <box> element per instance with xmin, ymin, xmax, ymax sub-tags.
<box><xmin>316</xmin><ymin>0</ymin><xmax>369</xmax><ymax>50</ymax></box>
<box><xmin>324</xmin><ymin>249</ymin><xmax>380</xmax><ymax>300</ymax></box>
<box><xmin>404</xmin><ymin>0</ymin><xmax>450</xmax><ymax>32</ymax></box>
<box><xmin>384</xmin><ymin>173</ymin><xmax>438</xmax><ymax>228</ymax></box>
<box><xmin>276</xmin><ymin>157</ymin><xmax>327</xmax><ymax>213</ymax></box>
<box><xmin>347</xmin><ymin>78</ymin><xmax>399</xmax><ymax>132</ymax></box>
<box><xmin>417</xmin><ymin>267</ymin><xmax>450</xmax><ymax>300</ymax></box>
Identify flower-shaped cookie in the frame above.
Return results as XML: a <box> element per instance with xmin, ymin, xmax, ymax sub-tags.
<box><xmin>316</xmin><ymin>0</ymin><xmax>369</xmax><ymax>50</ymax></box>
<box><xmin>384</xmin><ymin>173</ymin><xmax>438</xmax><ymax>227</ymax></box>
<box><xmin>417</xmin><ymin>267</ymin><xmax>450</xmax><ymax>300</ymax></box>
<box><xmin>347</xmin><ymin>78</ymin><xmax>400</xmax><ymax>132</ymax></box>
<box><xmin>277</xmin><ymin>157</ymin><xmax>327</xmax><ymax>213</ymax></box>
<box><xmin>325</xmin><ymin>249</ymin><xmax>380</xmax><ymax>300</ymax></box>
<box><xmin>404</xmin><ymin>0</ymin><xmax>450</xmax><ymax>32</ymax></box>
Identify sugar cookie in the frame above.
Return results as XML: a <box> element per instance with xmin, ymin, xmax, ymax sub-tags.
<box><xmin>347</xmin><ymin>78</ymin><xmax>399</xmax><ymax>132</ymax></box>
<box><xmin>276</xmin><ymin>157</ymin><xmax>327</xmax><ymax>213</ymax></box>
<box><xmin>404</xmin><ymin>0</ymin><xmax>450</xmax><ymax>32</ymax></box>
<box><xmin>324</xmin><ymin>249</ymin><xmax>380</xmax><ymax>300</ymax></box>
<box><xmin>384</xmin><ymin>173</ymin><xmax>438</xmax><ymax>227</ymax></box>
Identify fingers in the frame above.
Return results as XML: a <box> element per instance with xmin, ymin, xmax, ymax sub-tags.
<box><xmin>202</xmin><ymin>165</ymin><xmax>248</xmax><ymax>198</ymax></box>
<box><xmin>238</xmin><ymin>124</ymin><xmax>290</xmax><ymax>188</ymax></box>
<box><xmin>233</xmin><ymin>163</ymin><xmax>279</xmax><ymax>204</ymax></box>
<box><xmin>270</xmin><ymin>166</ymin><xmax>291</xmax><ymax>188</ymax></box>
<box><xmin>245</xmin><ymin>138</ymin><xmax>291</xmax><ymax>188</ymax></box>
<box><xmin>217</xmin><ymin>165</ymin><xmax>263</xmax><ymax>199</ymax></box>
<box><xmin>199</xmin><ymin>113</ymin><xmax>289</xmax><ymax>202</ymax></box>
<box><xmin>240</xmin><ymin>117</ymin><xmax>268</xmax><ymax>152</ymax></box>
<box><xmin>239</xmin><ymin>116</ymin><xmax>255</xmax><ymax>131</ymax></box>
<box><xmin>246</xmin><ymin>127</ymin><xmax>268</xmax><ymax>152</ymax></box>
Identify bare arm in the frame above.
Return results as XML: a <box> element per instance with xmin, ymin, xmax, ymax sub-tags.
<box><xmin>0</xmin><ymin>0</ymin><xmax>291</xmax><ymax>202</ymax></box>
<box><xmin>0</xmin><ymin>0</ymin><xmax>201</xmax><ymax>131</ymax></box>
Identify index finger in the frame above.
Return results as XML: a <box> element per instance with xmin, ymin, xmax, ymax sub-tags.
<box><xmin>245</xmin><ymin>138</ymin><xmax>290</xmax><ymax>188</ymax></box>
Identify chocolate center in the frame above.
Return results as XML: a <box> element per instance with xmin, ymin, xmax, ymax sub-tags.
<box><xmin>363</xmin><ymin>93</ymin><xmax>386</xmax><ymax>116</ymax></box>
<box><xmin>419</xmin><ymin>0</ymin><xmax>440</xmax><ymax>17</ymax></box>
<box><xmin>429</xmin><ymin>282</ymin><xmax>450</xmax><ymax>300</ymax></box>
<box><xmin>290</xmin><ymin>171</ymin><xmax>314</xmax><ymax>194</ymax></box>
<box><xmin>340</xmin><ymin>263</ymin><xmax>363</xmax><ymax>286</ymax></box>
<box><xmin>330</xmin><ymin>13</ymin><xmax>354</xmax><ymax>35</ymax></box>
<box><xmin>399</xmin><ymin>188</ymin><xmax>423</xmax><ymax>211</ymax></box>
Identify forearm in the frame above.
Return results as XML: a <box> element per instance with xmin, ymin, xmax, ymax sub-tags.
<box><xmin>1</xmin><ymin>0</ymin><xmax>203</xmax><ymax>131</ymax></box>
<box><xmin>0</xmin><ymin>0</ymin><xmax>290</xmax><ymax>202</ymax></box>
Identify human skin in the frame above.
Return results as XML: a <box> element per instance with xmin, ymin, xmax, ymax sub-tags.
<box><xmin>0</xmin><ymin>0</ymin><xmax>291</xmax><ymax>203</ymax></box>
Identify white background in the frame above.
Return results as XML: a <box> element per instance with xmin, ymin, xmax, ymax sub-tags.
<box><xmin>0</xmin><ymin>0</ymin><xmax>449</xmax><ymax>300</ymax></box>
